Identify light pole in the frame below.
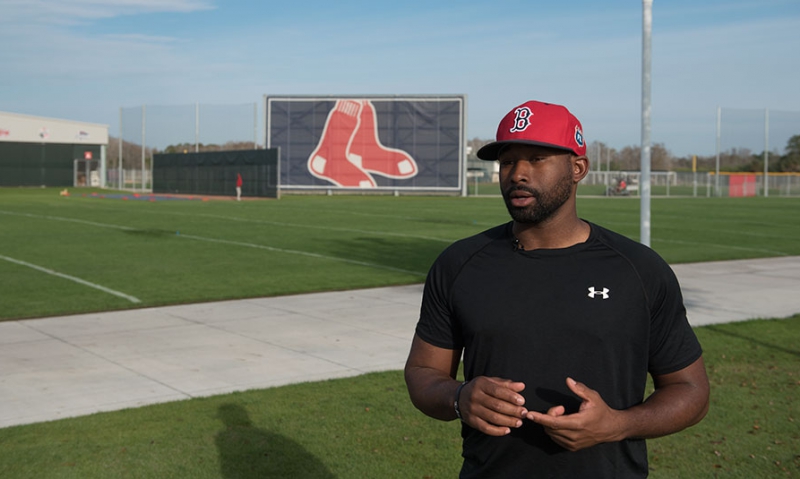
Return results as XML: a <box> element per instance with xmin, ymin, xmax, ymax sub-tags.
<box><xmin>640</xmin><ymin>0</ymin><xmax>653</xmax><ymax>247</ymax></box>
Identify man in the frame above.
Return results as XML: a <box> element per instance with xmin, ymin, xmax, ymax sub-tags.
<box><xmin>404</xmin><ymin>100</ymin><xmax>709</xmax><ymax>478</ymax></box>
<box><xmin>236</xmin><ymin>172</ymin><xmax>243</xmax><ymax>201</ymax></box>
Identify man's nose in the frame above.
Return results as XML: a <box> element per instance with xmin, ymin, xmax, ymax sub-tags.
<box><xmin>509</xmin><ymin>161</ymin><xmax>533</xmax><ymax>182</ymax></box>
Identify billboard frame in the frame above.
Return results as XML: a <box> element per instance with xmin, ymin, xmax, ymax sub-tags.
<box><xmin>265</xmin><ymin>94</ymin><xmax>468</xmax><ymax>195</ymax></box>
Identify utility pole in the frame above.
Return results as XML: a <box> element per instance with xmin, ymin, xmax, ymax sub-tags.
<box><xmin>640</xmin><ymin>0</ymin><xmax>653</xmax><ymax>247</ymax></box>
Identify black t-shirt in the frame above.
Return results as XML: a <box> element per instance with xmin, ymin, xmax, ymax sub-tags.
<box><xmin>415</xmin><ymin>221</ymin><xmax>702</xmax><ymax>478</ymax></box>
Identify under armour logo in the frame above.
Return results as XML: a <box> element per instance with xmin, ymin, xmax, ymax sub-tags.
<box><xmin>509</xmin><ymin>107</ymin><xmax>533</xmax><ymax>133</ymax></box>
<box><xmin>587</xmin><ymin>287</ymin><xmax>610</xmax><ymax>299</ymax></box>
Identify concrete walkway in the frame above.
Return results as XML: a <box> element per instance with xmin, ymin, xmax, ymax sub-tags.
<box><xmin>1</xmin><ymin>256</ymin><xmax>798</xmax><ymax>429</ymax></box>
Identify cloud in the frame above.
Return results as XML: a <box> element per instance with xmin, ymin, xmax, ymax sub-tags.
<box><xmin>0</xmin><ymin>0</ymin><xmax>214</xmax><ymax>80</ymax></box>
<box><xmin>0</xmin><ymin>0</ymin><xmax>215</xmax><ymax>26</ymax></box>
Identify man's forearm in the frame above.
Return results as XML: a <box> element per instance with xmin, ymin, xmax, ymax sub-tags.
<box><xmin>619</xmin><ymin>378</ymin><xmax>709</xmax><ymax>440</ymax></box>
<box><xmin>405</xmin><ymin>366</ymin><xmax>461</xmax><ymax>421</ymax></box>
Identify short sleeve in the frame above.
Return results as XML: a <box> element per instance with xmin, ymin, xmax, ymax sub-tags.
<box><xmin>415</xmin><ymin>252</ymin><xmax>463</xmax><ymax>350</ymax></box>
<box><xmin>646</xmin><ymin>258</ymin><xmax>703</xmax><ymax>375</ymax></box>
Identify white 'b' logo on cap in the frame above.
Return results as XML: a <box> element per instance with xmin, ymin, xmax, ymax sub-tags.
<box><xmin>509</xmin><ymin>107</ymin><xmax>533</xmax><ymax>133</ymax></box>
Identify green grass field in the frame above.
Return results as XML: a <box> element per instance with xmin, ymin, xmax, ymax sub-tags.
<box><xmin>0</xmin><ymin>315</ymin><xmax>797</xmax><ymax>478</ymax></box>
<box><xmin>1</xmin><ymin>188</ymin><xmax>799</xmax><ymax>477</ymax></box>
<box><xmin>1</xmin><ymin>187</ymin><xmax>799</xmax><ymax>321</ymax></box>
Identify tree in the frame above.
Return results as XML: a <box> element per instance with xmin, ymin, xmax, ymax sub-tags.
<box><xmin>466</xmin><ymin>137</ymin><xmax>492</xmax><ymax>161</ymax></box>
<box><xmin>777</xmin><ymin>134</ymin><xmax>800</xmax><ymax>172</ymax></box>
<box><xmin>613</xmin><ymin>143</ymin><xmax>673</xmax><ymax>171</ymax></box>
<box><xmin>161</xmin><ymin>141</ymin><xmax>260</xmax><ymax>154</ymax></box>
<box><xmin>466</xmin><ymin>135</ymin><xmax>800</xmax><ymax>173</ymax></box>
<box><xmin>107</xmin><ymin>136</ymin><xmax>154</xmax><ymax>169</ymax></box>
<box><xmin>587</xmin><ymin>141</ymin><xmax>620</xmax><ymax>171</ymax></box>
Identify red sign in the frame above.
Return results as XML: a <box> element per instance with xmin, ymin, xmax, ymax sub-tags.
<box><xmin>84</xmin><ymin>151</ymin><xmax>92</xmax><ymax>160</ymax></box>
<box><xmin>729</xmin><ymin>174</ymin><xmax>756</xmax><ymax>197</ymax></box>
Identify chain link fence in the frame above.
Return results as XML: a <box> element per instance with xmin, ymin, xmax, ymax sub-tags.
<box><xmin>110</xmin><ymin>102</ymin><xmax>798</xmax><ymax>197</ymax></box>
<box><xmin>112</xmin><ymin>103</ymin><xmax>259</xmax><ymax>191</ymax></box>
<box><xmin>714</xmin><ymin>107</ymin><xmax>800</xmax><ymax>196</ymax></box>
<box><xmin>581</xmin><ymin>171</ymin><xmax>800</xmax><ymax>197</ymax></box>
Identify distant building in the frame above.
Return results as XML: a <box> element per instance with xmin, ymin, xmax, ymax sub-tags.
<box><xmin>0</xmin><ymin>111</ymin><xmax>108</xmax><ymax>187</ymax></box>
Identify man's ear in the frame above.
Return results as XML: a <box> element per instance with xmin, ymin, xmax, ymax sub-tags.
<box><xmin>572</xmin><ymin>155</ymin><xmax>589</xmax><ymax>183</ymax></box>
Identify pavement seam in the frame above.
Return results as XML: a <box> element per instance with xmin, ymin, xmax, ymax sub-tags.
<box><xmin>166</xmin><ymin>311</ymin><xmax>395</xmax><ymax>375</ymax></box>
<box><xmin>20</xmin><ymin>320</ymin><xmax>195</xmax><ymax>398</ymax></box>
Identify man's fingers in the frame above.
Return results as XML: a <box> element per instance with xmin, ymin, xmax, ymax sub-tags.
<box><xmin>480</xmin><ymin>377</ymin><xmax>527</xmax><ymax>406</ymax></box>
<box><xmin>527</xmin><ymin>410</ymin><xmax>557</xmax><ymax>427</ymax></box>
<box><xmin>547</xmin><ymin>405</ymin><xmax>566</xmax><ymax>417</ymax></box>
<box><xmin>464</xmin><ymin>399</ymin><xmax>525</xmax><ymax>436</ymax></box>
<box><xmin>476</xmin><ymin>406</ymin><xmax>524</xmax><ymax>430</ymax></box>
<box><xmin>527</xmin><ymin>409</ymin><xmax>580</xmax><ymax>430</ymax></box>
<box><xmin>459</xmin><ymin>376</ymin><xmax>529</xmax><ymax>434</ymax></box>
<box><xmin>466</xmin><ymin>388</ymin><xmax>528</xmax><ymax>422</ymax></box>
<box><xmin>566</xmin><ymin>377</ymin><xmax>597</xmax><ymax>403</ymax></box>
<box><xmin>485</xmin><ymin>376</ymin><xmax>527</xmax><ymax>395</ymax></box>
<box><xmin>472</xmin><ymin>418</ymin><xmax>514</xmax><ymax>437</ymax></box>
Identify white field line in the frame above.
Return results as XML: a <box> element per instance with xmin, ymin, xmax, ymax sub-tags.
<box><xmin>0</xmin><ymin>254</ymin><xmax>141</xmax><ymax>303</ymax></box>
<box><xmin>193</xmin><ymin>213</ymin><xmax>454</xmax><ymax>243</ymax></box>
<box><xmin>0</xmin><ymin>210</ymin><xmax>133</xmax><ymax>231</ymax></box>
<box><xmin>35</xmin><ymin>199</ymin><xmax>501</xmax><ymax>238</ymax></box>
<box><xmin>128</xmin><ymin>209</ymin><xmax>457</xmax><ymax>243</ymax></box>
<box><xmin>0</xmin><ymin>210</ymin><xmax>426</xmax><ymax>276</ymax></box>
<box><xmin>587</xmin><ymin>220</ymin><xmax>790</xmax><ymax>255</ymax></box>
<box><xmin>178</xmin><ymin>234</ymin><xmax>425</xmax><ymax>276</ymax></box>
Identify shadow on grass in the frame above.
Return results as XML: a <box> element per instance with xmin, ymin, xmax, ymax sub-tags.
<box><xmin>326</xmin><ymin>236</ymin><xmax>449</xmax><ymax>276</ymax></box>
<box><xmin>215</xmin><ymin>403</ymin><xmax>335</xmax><ymax>479</ymax></box>
<box><xmin>704</xmin><ymin>324</ymin><xmax>800</xmax><ymax>357</ymax></box>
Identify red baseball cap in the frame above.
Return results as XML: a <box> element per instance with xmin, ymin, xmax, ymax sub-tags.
<box><xmin>477</xmin><ymin>100</ymin><xmax>586</xmax><ymax>160</ymax></box>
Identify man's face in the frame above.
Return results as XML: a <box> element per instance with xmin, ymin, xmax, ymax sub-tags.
<box><xmin>497</xmin><ymin>144</ymin><xmax>575</xmax><ymax>225</ymax></box>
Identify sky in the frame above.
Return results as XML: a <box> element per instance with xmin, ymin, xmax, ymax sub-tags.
<box><xmin>1</xmin><ymin>0</ymin><xmax>799</xmax><ymax>157</ymax></box>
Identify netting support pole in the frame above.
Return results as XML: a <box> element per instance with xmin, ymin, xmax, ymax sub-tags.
<box><xmin>715</xmin><ymin>106</ymin><xmax>721</xmax><ymax>197</ymax></box>
<box><xmin>195</xmin><ymin>102</ymin><xmax>200</xmax><ymax>153</ymax></box>
<box><xmin>764</xmin><ymin>108</ymin><xmax>769</xmax><ymax>197</ymax></box>
<box><xmin>640</xmin><ymin>0</ymin><xmax>653</xmax><ymax>247</ymax></box>
<box><xmin>141</xmin><ymin>105</ymin><xmax>146</xmax><ymax>192</ymax></box>
<box><xmin>119</xmin><ymin>107</ymin><xmax>123</xmax><ymax>190</ymax></box>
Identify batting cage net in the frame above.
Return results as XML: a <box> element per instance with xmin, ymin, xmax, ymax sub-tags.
<box><xmin>266</xmin><ymin>95</ymin><xmax>466</xmax><ymax>194</ymax></box>
<box><xmin>153</xmin><ymin>149</ymin><xmax>279</xmax><ymax>198</ymax></box>
<box><xmin>116</xmin><ymin>103</ymin><xmax>259</xmax><ymax>192</ymax></box>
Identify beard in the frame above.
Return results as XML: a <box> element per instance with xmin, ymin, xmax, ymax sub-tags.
<box><xmin>502</xmin><ymin>171</ymin><xmax>573</xmax><ymax>225</ymax></box>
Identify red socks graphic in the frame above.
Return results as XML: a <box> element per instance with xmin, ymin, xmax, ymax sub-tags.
<box><xmin>350</xmin><ymin>101</ymin><xmax>418</xmax><ymax>178</ymax></box>
<box><xmin>308</xmin><ymin>100</ymin><xmax>376</xmax><ymax>188</ymax></box>
<box><xmin>307</xmin><ymin>100</ymin><xmax>418</xmax><ymax>187</ymax></box>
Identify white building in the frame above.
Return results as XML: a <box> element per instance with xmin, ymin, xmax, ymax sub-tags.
<box><xmin>0</xmin><ymin>111</ymin><xmax>108</xmax><ymax>187</ymax></box>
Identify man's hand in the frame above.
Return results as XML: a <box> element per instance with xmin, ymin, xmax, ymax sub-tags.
<box><xmin>526</xmin><ymin>377</ymin><xmax>624</xmax><ymax>451</ymax></box>
<box><xmin>459</xmin><ymin>376</ymin><xmax>528</xmax><ymax>436</ymax></box>
<box><xmin>526</xmin><ymin>359</ymin><xmax>709</xmax><ymax>451</ymax></box>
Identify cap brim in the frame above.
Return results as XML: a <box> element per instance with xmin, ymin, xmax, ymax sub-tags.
<box><xmin>476</xmin><ymin>140</ymin><xmax>575</xmax><ymax>161</ymax></box>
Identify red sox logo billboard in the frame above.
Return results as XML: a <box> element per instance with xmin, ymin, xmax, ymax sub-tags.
<box><xmin>266</xmin><ymin>96</ymin><xmax>465</xmax><ymax>190</ymax></box>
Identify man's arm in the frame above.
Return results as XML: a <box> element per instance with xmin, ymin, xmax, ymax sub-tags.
<box><xmin>527</xmin><ymin>356</ymin><xmax>710</xmax><ymax>451</ymax></box>
<box><xmin>404</xmin><ymin>334</ymin><xmax>529</xmax><ymax>436</ymax></box>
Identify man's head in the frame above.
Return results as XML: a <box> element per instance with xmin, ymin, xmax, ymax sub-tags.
<box><xmin>497</xmin><ymin>145</ymin><xmax>578</xmax><ymax>224</ymax></box>
<box><xmin>479</xmin><ymin>101</ymin><xmax>589</xmax><ymax>225</ymax></box>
